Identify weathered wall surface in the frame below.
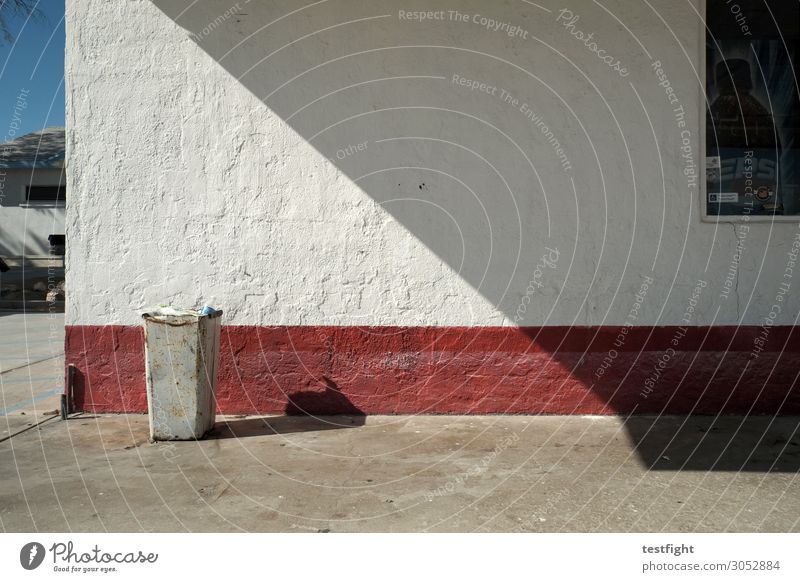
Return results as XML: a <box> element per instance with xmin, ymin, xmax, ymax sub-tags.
<box><xmin>0</xmin><ymin>167</ymin><xmax>65</xmax><ymax>256</ymax></box>
<box><xmin>64</xmin><ymin>1</ymin><xmax>800</xmax><ymax>414</ymax></box>
<box><xmin>67</xmin><ymin>0</ymin><xmax>800</xmax><ymax>328</ymax></box>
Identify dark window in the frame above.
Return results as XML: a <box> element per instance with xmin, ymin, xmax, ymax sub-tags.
<box><xmin>706</xmin><ymin>1</ymin><xmax>800</xmax><ymax>216</ymax></box>
<box><xmin>26</xmin><ymin>185</ymin><xmax>66</xmax><ymax>203</ymax></box>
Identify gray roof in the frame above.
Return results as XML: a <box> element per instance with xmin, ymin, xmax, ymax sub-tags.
<box><xmin>0</xmin><ymin>127</ymin><xmax>65</xmax><ymax>169</ymax></box>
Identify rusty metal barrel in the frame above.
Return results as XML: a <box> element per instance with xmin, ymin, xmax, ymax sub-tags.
<box><xmin>141</xmin><ymin>307</ymin><xmax>222</xmax><ymax>440</ymax></box>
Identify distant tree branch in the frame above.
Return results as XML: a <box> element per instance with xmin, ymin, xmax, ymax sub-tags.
<box><xmin>0</xmin><ymin>0</ymin><xmax>44</xmax><ymax>45</ymax></box>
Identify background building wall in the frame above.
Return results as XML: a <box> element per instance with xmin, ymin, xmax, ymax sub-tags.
<box><xmin>0</xmin><ymin>167</ymin><xmax>65</xmax><ymax>256</ymax></box>
<box><xmin>64</xmin><ymin>0</ymin><xmax>800</xmax><ymax>414</ymax></box>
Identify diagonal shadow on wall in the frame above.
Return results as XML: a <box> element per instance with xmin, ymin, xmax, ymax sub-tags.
<box><xmin>145</xmin><ymin>0</ymin><xmax>800</xmax><ymax>471</ymax></box>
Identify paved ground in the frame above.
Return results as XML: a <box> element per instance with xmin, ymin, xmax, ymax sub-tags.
<box><xmin>0</xmin><ymin>312</ymin><xmax>64</xmax><ymax>372</ymax></box>
<box><xmin>1</xmin><ymin>412</ymin><xmax>799</xmax><ymax>532</ymax></box>
<box><xmin>0</xmin><ymin>312</ymin><xmax>64</xmax><ymax>438</ymax></box>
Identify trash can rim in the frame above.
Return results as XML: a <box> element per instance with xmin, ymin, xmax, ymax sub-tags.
<box><xmin>141</xmin><ymin>309</ymin><xmax>223</xmax><ymax>320</ymax></box>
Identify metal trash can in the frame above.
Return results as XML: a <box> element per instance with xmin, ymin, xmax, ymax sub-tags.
<box><xmin>142</xmin><ymin>307</ymin><xmax>222</xmax><ymax>440</ymax></box>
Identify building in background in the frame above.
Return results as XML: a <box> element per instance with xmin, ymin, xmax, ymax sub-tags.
<box><xmin>65</xmin><ymin>1</ymin><xmax>800</xmax><ymax>415</ymax></box>
<box><xmin>0</xmin><ymin>126</ymin><xmax>66</xmax><ymax>261</ymax></box>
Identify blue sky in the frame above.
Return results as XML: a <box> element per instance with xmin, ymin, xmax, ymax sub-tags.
<box><xmin>0</xmin><ymin>0</ymin><xmax>64</xmax><ymax>141</ymax></box>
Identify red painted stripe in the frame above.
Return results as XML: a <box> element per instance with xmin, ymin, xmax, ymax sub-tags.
<box><xmin>64</xmin><ymin>325</ymin><xmax>800</xmax><ymax>415</ymax></box>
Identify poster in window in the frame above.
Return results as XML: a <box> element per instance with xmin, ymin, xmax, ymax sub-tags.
<box><xmin>706</xmin><ymin>0</ymin><xmax>800</xmax><ymax>216</ymax></box>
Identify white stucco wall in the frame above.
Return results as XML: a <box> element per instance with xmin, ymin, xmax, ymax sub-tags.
<box><xmin>0</xmin><ymin>167</ymin><xmax>65</xmax><ymax>257</ymax></box>
<box><xmin>65</xmin><ymin>0</ymin><xmax>800</xmax><ymax>327</ymax></box>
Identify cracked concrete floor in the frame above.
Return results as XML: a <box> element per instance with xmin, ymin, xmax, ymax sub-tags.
<box><xmin>1</xmin><ymin>413</ymin><xmax>799</xmax><ymax>532</ymax></box>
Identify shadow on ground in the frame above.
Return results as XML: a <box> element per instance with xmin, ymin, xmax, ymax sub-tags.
<box><xmin>210</xmin><ymin>414</ymin><xmax>365</xmax><ymax>439</ymax></box>
<box><xmin>626</xmin><ymin>415</ymin><xmax>800</xmax><ymax>472</ymax></box>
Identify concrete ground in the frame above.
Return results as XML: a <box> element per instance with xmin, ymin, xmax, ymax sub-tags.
<box><xmin>0</xmin><ymin>312</ymin><xmax>64</xmax><ymax>438</ymax></box>
<box><xmin>1</xmin><ymin>411</ymin><xmax>799</xmax><ymax>532</ymax></box>
<box><xmin>0</xmin><ymin>312</ymin><xmax>64</xmax><ymax>371</ymax></box>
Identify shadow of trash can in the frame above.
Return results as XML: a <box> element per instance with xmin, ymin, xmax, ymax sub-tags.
<box><xmin>142</xmin><ymin>306</ymin><xmax>222</xmax><ymax>441</ymax></box>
